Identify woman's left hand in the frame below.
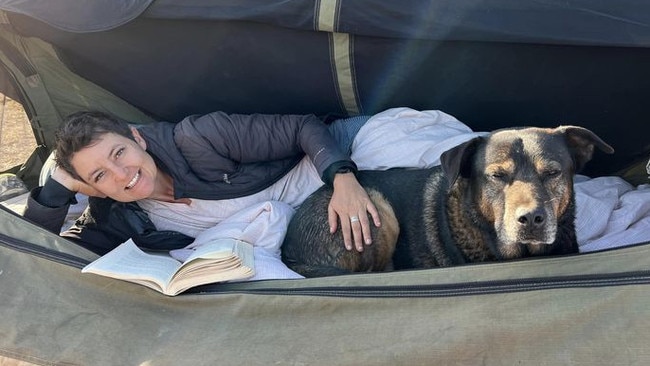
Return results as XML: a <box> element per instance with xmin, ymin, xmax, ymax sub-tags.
<box><xmin>328</xmin><ymin>172</ymin><xmax>381</xmax><ymax>252</ymax></box>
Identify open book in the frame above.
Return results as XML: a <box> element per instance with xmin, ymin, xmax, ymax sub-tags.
<box><xmin>82</xmin><ymin>238</ymin><xmax>255</xmax><ymax>296</ymax></box>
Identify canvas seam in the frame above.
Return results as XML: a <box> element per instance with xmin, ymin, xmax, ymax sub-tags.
<box><xmin>316</xmin><ymin>0</ymin><xmax>360</xmax><ymax>115</ymax></box>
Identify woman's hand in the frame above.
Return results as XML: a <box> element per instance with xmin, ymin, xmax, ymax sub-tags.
<box><xmin>50</xmin><ymin>166</ymin><xmax>107</xmax><ymax>198</ymax></box>
<box><xmin>328</xmin><ymin>172</ymin><xmax>381</xmax><ymax>252</ymax></box>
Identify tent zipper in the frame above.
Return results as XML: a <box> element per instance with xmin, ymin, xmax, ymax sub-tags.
<box><xmin>199</xmin><ymin>270</ymin><xmax>650</xmax><ymax>298</ymax></box>
<box><xmin>0</xmin><ymin>231</ymin><xmax>89</xmax><ymax>268</ymax></box>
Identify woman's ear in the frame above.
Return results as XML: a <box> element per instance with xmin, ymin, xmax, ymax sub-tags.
<box><xmin>130</xmin><ymin>126</ymin><xmax>147</xmax><ymax>149</ymax></box>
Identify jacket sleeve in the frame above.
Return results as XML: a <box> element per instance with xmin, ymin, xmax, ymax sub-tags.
<box><xmin>173</xmin><ymin>111</ymin><xmax>357</xmax><ymax>184</ymax></box>
<box><xmin>23</xmin><ymin>181</ymin><xmax>194</xmax><ymax>255</ymax></box>
<box><xmin>61</xmin><ymin>199</ymin><xmax>194</xmax><ymax>255</ymax></box>
<box><xmin>21</xmin><ymin>181</ymin><xmax>125</xmax><ymax>253</ymax></box>
<box><xmin>22</xmin><ymin>181</ymin><xmax>77</xmax><ymax>234</ymax></box>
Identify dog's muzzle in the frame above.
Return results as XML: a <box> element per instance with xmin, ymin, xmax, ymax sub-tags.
<box><xmin>509</xmin><ymin>206</ymin><xmax>556</xmax><ymax>245</ymax></box>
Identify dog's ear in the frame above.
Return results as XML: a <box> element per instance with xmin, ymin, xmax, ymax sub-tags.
<box><xmin>555</xmin><ymin>126</ymin><xmax>615</xmax><ymax>172</ymax></box>
<box><xmin>440</xmin><ymin>136</ymin><xmax>482</xmax><ymax>189</ymax></box>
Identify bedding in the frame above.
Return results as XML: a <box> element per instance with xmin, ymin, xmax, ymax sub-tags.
<box><xmin>168</xmin><ymin>200</ymin><xmax>304</xmax><ymax>281</ymax></box>
<box><xmin>575</xmin><ymin>175</ymin><xmax>650</xmax><ymax>253</ymax></box>
<box><xmin>2</xmin><ymin>107</ymin><xmax>649</xmax><ymax>282</ymax></box>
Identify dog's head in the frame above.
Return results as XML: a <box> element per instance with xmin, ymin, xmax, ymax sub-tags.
<box><xmin>440</xmin><ymin>126</ymin><xmax>614</xmax><ymax>259</ymax></box>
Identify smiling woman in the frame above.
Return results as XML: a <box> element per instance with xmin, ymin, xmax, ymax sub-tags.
<box><xmin>0</xmin><ymin>94</ymin><xmax>36</xmax><ymax>171</ymax></box>
<box><xmin>2</xmin><ymin>1</ymin><xmax>650</xmax><ymax>365</ymax></box>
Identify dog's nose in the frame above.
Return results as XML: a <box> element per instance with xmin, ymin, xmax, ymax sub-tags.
<box><xmin>516</xmin><ymin>207</ymin><xmax>545</xmax><ymax>228</ymax></box>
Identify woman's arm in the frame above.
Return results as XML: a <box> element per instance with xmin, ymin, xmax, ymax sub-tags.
<box><xmin>23</xmin><ymin>182</ymin><xmax>76</xmax><ymax>234</ymax></box>
<box><xmin>174</xmin><ymin>112</ymin><xmax>353</xmax><ymax>178</ymax></box>
<box><xmin>24</xmin><ymin>178</ymin><xmax>194</xmax><ymax>255</ymax></box>
<box><xmin>175</xmin><ymin>111</ymin><xmax>381</xmax><ymax>251</ymax></box>
<box><xmin>328</xmin><ymin>171</ymin><xmax>381</xmax><ymax>252</ymax></box>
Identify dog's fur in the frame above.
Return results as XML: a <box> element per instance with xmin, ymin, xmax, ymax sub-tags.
<box><xmin>281</xmin><ymin>126</ymin><xmax>614</xmax><ymax>277</ymax></box>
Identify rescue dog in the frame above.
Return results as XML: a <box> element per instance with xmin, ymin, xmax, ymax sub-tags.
<box><xmin>281</xmin><ymin>126</ymin><xmax>614</xmax><ymax>277</ymax></box>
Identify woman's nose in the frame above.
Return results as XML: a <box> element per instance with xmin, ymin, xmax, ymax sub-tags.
<box><xmin>109</xmin><ymin>163</ymin><xmax>130</xmax><ymax>181</ymax></box>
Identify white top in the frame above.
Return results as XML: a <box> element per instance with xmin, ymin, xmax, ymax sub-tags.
<box><xmin>137</xmin><ymin>156</ymin><xmax>322</xmax><ymax>238</ymax></box>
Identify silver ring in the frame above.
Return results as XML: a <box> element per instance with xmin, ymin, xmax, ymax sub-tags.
<box><xmin>350</xmin><ymin>216</ymin><xmax>360</xmax><ymax>223</ymax></box>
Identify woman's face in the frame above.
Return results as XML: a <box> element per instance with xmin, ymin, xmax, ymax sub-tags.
<box><xmin>70</xmin><ymin>128</ymin><xmax>159</xmax><ymax>202</ymax></box>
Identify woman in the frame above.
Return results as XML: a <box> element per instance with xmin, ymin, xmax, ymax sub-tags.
<box><xmin>24</xmin><ymin>110</ymin><xmax>380</xmax><ymax>255</ymax></box>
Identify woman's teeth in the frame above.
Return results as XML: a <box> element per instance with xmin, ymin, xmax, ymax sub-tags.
<box><xmin>126</xmin><ymin>171</ymin><xmax>140</xmax><ymax>189</ymax></box>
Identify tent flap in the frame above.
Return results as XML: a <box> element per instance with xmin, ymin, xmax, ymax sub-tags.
<box><xmin>0</xmin><ymin>0</ymin><xmax>153</xmax><ymax>32</ymax></box>
<box><xmin>2</xmin><ymin>0</ymin><xmax>650</xmax><ymax>46</ymax></box>
<box><xmin>1</xmin><ymin>228</ymin><xmax>650</xmax><ymax>365</ymax></box>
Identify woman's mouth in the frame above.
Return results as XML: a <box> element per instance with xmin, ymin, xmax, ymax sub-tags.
<box><xmin>125</xmin><ymin>170</ymin><xmax>140</xmax><ymax>190</ymax></box>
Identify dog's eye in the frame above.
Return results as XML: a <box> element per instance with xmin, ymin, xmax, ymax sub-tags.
<box><xmin>488</xmin><ymin>172</ymin><xmax>508</xmax><ymax>181</ymax></box>
<box><xmin>544</xmin><ymin>169</ymin><xmax>561</xmax><ymax>178</ymax></box>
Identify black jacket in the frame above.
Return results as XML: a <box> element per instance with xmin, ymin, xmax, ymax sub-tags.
<box><xmin>24</xmin><ymin>111</ymin><xmax>356</xmax><ymax>255</ymax></box>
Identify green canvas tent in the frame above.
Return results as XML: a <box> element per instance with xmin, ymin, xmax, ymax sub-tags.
<box><xmin>1</xmin><ymin>1</ymin><xmax>650</xmax><ymax>365</ymax></box>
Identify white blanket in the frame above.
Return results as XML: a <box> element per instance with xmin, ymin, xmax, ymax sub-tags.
<box><xmin>352</xmin><ymin>108</ymin><xmax>487</xmax><ymax>170</ymax></box>
<box><xmin>169</xmin><ymin>201</ymin><xmax>304</xmax><ymax>281</ymax></box>
<box><xmin>575</xmin><ymin>176</ymin><xmax>650</xmax><ymax>252</ymax></box>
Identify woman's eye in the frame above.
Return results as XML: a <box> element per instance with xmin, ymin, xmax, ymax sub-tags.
<box><xmin>115</xmin><ymin>147</ymin><xmax>125</xmax><ymax>158</ymax></box>
<box><xmin>94</xmin><ymin>171</ymin><xmax>105</xmax><ymax>183</ymax></box>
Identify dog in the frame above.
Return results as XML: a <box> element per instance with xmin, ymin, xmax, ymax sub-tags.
<box><xmin>281</xmin><ymin>125</ymin><xmax>614</xmax><ymax>277</ymax></box>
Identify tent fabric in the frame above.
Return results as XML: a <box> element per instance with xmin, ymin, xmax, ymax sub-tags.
<box><xmin>0</xmin><ymin>32</ymin><xmax>154</xmax><ymax>147</ymax></box>
<box><xmin>1</xmin><ymin>1</ymin><xmax>650</xmax><ymax>365</ymax></box>
<box><xmin>2</xmin><ymin>0</ymin><xmax>650</xmax><ymax>46</ymax></box>
<box><xmin>0</xmin><ymin>0</ymin><xmax>153</xmax><ymax>32</ymax></box>
<box><xmin>3</xmin><ymin>5</ymin><xmax>650</xmax><ymax>177</ymax></box>
<box><xmin>2</xmin><ymin>208</ymin><xmax>650</xmax><ymax>365</ymax></box>
<box><xmin>2</xmin><ymin>200</ymin><xmax>650</xmax><ymax>365</ymax></box>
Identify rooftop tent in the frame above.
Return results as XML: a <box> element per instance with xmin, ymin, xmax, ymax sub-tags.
<box><xmin>1</xmin><ymin>1</ymin><xmax>650</xmax><ymax>365</ymax></box>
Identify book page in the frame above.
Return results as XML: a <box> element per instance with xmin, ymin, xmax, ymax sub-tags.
<box><xmin>182</xmin><ymin>238</ymin><xmax>254</xmax><ymax>265</ymax></box>
<box><xmin>166</xmin><ymin>239</ymin><xmax>255</xmax><ymax>295</ymax></box>
<box><xmin>167</xmin><ymin>262</ymin><xmax>253</xmax><ymax>295</ymax></box>
<box><xmin>175</xmin><ymin>238</ymin><xmax>254</xmax><ymax>279</ymax></box>
<box><xmin>81</xmin><ymin>239</ymin><xmax>182</xmax><ymax>292</ymax></box>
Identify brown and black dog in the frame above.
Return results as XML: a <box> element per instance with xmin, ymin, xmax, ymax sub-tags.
<box><xmin>281</xmin><ymin>126</ymin><xmax>614</xmax><ymax>277</ymax></box>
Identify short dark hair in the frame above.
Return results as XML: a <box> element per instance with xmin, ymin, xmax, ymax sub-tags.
<box><xmin>54</xmin><ymin>111</ymin><xmax>135</xmax><ymax>181</ymax></box>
